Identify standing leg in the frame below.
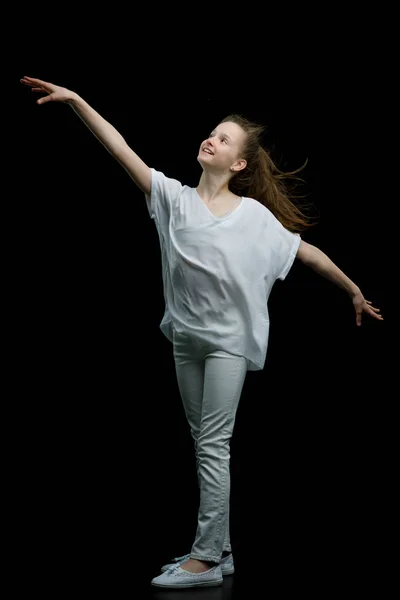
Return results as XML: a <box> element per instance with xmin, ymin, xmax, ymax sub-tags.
<box><xmin>189</xmin><ymin>349</ymin><xmax>247</xmax><ymax>563</ymax></box>
<box><xmin>173</xmin><ymin>333</ymin><xmax>245</xmax><ymax>558</ymax></box>
<box><xmin>173</xmin><ymin>335</ymin><xmax>204</xmax><ymax>482</ymax></box>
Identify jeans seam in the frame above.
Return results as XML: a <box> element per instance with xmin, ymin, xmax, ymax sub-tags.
<box><xmin>215</xmin><ymin>359</ymin><xmax>241</xmax><ymax>552</ymax></box>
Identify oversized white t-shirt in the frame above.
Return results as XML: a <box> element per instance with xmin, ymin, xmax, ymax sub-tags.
<box><xmin>145</xmin><ymin>168</ymin><xmax>301</xmax><ymax>371</ymax></box>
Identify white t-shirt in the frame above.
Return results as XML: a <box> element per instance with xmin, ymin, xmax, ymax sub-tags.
<box><xmin>145</xmin><ymin>168</ymin><xmax>301</xmax><ymax>371</ymax></box>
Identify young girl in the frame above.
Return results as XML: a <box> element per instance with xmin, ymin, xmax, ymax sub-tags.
<box><xmin>20</xmin><ymin>76</ymin><xmax>383</xmax><ymax>590</ymax></box>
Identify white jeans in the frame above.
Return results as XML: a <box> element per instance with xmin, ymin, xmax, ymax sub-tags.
<box><xmin>172</xmin><ymin>328</ymin><xmax>248</xmax><ymax>563</ymax></box>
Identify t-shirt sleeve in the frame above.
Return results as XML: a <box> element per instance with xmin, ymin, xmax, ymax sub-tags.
<box><xmin>145</xmin><ymin>168</ymin><xmax>183</xmax><ymax>226</ymax></box>
<box><xmin>271</xmin><ymin>218</ymin><xmax>301</xmax><ymax>281</ymax></box>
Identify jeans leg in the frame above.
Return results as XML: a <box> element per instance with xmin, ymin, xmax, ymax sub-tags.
<box><xmin>190</xmin><ymin>349</ymin><xmax>247</xmax><ymax>563</ymax></box>
<box><xmin>173</xmin><ymin>336</ymin><xmax>204</xmax><ymax>479</ymax></box>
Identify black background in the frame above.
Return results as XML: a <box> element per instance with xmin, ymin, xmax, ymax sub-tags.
<box><xmin>10</xmin><ymin>18</ymin><xmax>392</xmax><ymax>596</ymax></box>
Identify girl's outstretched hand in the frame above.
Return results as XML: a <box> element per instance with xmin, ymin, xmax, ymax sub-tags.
<box><xmin>352</xmin><ymin>291</ymin><xmax>384</xmax><ymax>326</ymax></box>
<box><xmin>20</xmin><ymin>76</ymin><xmax>76</xmax><ymax>105</ymax></box>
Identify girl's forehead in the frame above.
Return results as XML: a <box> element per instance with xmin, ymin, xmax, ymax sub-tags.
<box><xmin>213</xmin><ymin>122</ymin><xmax>245</xmax><ymax>142</ymax></box>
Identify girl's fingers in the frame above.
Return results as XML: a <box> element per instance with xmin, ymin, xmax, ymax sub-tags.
<box><xmin>21</xmin><ymin>77</ymin><xmax>37</xmax><ymax>85</ymax></box>
<box><xmin>21</xmin><ymin>79</ymin><xmax>43</xmax><ymax>90</ymax></box>
<box><xmin>365</xmin><ymin>301</ymin><xmax>380</xmax><ymax>311</ymax></box>
<box><xmin>21</xmin><ymin>77</ymin><xmax>52</xmax><ymax>93</ymax></box>
<box><xmin>37</xmin><ymin>95</ymin><xmax>54</xmax><ymax>105</ymax></box>
<box><xmin>23</xmin><ymin>76</ymin><xmax>44</xmax><ymax>84</ymax></box>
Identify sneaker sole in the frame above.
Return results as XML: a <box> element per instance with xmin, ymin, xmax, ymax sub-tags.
<box><xmin>152</xmin><ymin>579</ymin><xmax>223</xmax><ymax>588</ymax></box>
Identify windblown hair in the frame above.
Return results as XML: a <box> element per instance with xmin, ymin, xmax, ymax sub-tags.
<box><xmin>220</xmin><ymin>114</ymin><xmax>319</xmax><ymax>233</ymax></box>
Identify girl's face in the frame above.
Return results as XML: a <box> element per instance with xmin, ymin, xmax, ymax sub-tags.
<box><xmin>197</xmin><ymin>122</ymin><xmax>247</xmax><ymax>174</ymax></box>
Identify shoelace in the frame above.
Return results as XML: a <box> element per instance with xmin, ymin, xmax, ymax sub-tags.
<box><xmin>171</xmin><ymin>554</ymin><xmax>189</xmax><ymax>563</ymax></box>
<box><xmin>167</xmin><ymin>564</ymin><xmax>182</xmax><ymax>574</ymax></box>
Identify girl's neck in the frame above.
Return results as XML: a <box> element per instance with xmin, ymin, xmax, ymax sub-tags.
<box><xmin>196</xmin><ymin>171</ymin><xmax>232</xmax><ymax>203</ymax></box>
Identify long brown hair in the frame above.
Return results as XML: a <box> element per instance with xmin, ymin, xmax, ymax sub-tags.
<box><xmin>220</xmin><ymin>114</ymin><xmax>319</xmax><ymax>233</ymax></box>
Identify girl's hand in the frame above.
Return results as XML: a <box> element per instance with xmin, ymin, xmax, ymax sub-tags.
<box><xmin>20</xmin><ymin>76</ymin><xmax>76</xmax><ymax>105</ymax></box>
<box><xmin>352</xmin><ymin>291</ymin><xmax>384</xmax><ymax>326</ymax></box>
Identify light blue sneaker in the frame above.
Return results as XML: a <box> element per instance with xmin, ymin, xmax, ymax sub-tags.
<box><xmin>152</xmin><ymin>563</ymin><xmax>223</xmax><ymax>588</ymax></box>
<box><xmin>161</xmin><ymin>552</ymin><xmax>235</xmax><ymax>575</ymax></box>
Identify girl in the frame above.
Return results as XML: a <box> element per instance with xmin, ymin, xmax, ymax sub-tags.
<box><xmin>20</xmin><ymin>76</ymin><xmax>383</xmax><ymax>590</ymax></box>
